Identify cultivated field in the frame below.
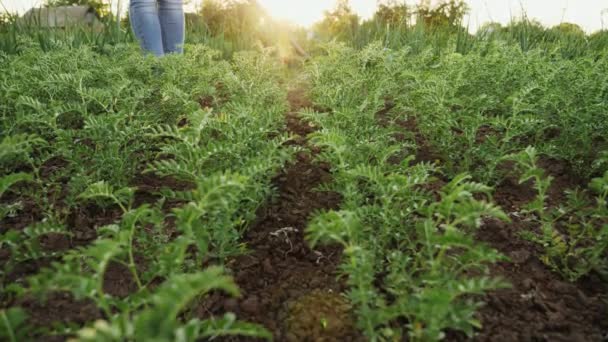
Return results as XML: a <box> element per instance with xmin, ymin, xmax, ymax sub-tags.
<box><xmin>1</xmin><ymin>17</ymin><xmax>607</xmax><ymax>342</ymax></box>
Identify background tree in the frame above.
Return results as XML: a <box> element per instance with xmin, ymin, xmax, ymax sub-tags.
<box><xmin>45</xmin><ymin>0</ymin><xmax>110</xmax><ymax>16</ymax></box>
<box><xmin>416</xmin><ymin>0</ymin><xmax>469</xmax><ymax>29</ymax></box>
<box><xmin>375</xmin><ymin>0</ymin><xmax>410</xmax><ymax>27</ymax></box>
<box><xmin>475</xmin><ymin>21</ymin><xmax>502</xmax><ymax>39</ymax></box>
<box><xmin>198</xmin><ymin>0</ymin><xmax>266</xmax><ymax>39</ymax></box>
<box><xmin>0</xmin><ymin>12</ymin><xmax>9</xmax><ymax>25</ymax></box>
<box><xmin>313</xmin><ymin>0</ymin><xmax>360</xmax><ymax>40</ymax></box>
<box><xmin>551</xmin><ymin>22</ymin><xmax>586</xmax><ymax>37</ymax></box>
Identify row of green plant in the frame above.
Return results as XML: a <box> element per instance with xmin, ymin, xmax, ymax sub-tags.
<box><xmin>380</xmin><ymin>38</ymin><xmax>608</xmax><ymax>281</ymax></box>
<box><xmin>381</xmin><ymin>41</ymin><xmax>608</xmax><ymax>181</ymax></box>
<box><xmin>309</xmin><ymin>0</ymin><xmax>608</xmax><ymax>58</ymax></box>
<box><xmin>507</xmin><ymin>147</ymin><xmax>608</xmax><ymax>281</ymax></box>
<box><xmin>1</xmin><ymin>43</ymin><xmax>292</xmax><ymax>340</ymax></box>
<box><xmin>348</xmin><ymin>17</ymin><xmax>608</xmax><ymax>58</ymax></box>
<box><xmin>302</xmin><ymin>41</ymin><xmax>607</xmax><ymax>340</ymax></box>
<box><xmin>302</xmin><ymin>42</ymin><xmax>509</xmax><ymax>341</ymax></box>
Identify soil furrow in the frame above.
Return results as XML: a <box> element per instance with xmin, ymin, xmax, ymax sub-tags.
<box><xmin>202</xmin><ymin>86</ymin><xmax>360</xmax><ymax>341</ymax></box>
<box><xmin>471</xmin><ymin>197</ymin><xmax>608</xmax><ymax>341</ymax></box>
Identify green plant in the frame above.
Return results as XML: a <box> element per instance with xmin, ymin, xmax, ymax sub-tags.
<box><xmin>170</xmin><ymin>173</ymin><xmax>249</xmax><ymax>262</ymax></box>
<box><xmin>507</xmin><ymin>147</ymin><xmax>608</xmax><ymax>280</ymax></box>
<box><xmin>0</xmin><ymin>220</ymin><xmax>70</xmax><ymax>285</ymax></box>
<box><xmin>305</xmin><ymin>47</ymin><xmax>510</xmax><ymax>339</ymax></box>
<box><xmin>0</xmin><ymin>41</ymin><xmax>292</xmax><ymax>340</ymax></box>
<box><xmin>558</xmin><ymin>172</ymin><xmax>608</xmax><ymax>280</ymax></box>
<box><xmin>0</xmin><ymin>172</ymin><xmax>33</xmax><ymax>221</ymax></box>
<box><xmin>0</xmin><ymin>134</ymin><xmax>46</xmax><ymax>173</ymax></box>
<box><xmin>79</xmin><ymin>181</ymin><xmax>136</xmax><ymax>213</ymax></box>
<box><xmin>0</xmin><ymin>308</ymin><xmax>28</xmax><ymax>342</ymax></box>
<box><xmin>505</xmin><ymin>146</ymin><xmax>568</xmax><ymax>270</ymax></box>
<box><xmin>71</xmin><ymin>268</ymin><xmax>271</xmax><ymax>341</ymax></box>
<box><xmin>307</xmin><ymin>174</ymin><xmax>510</xmax><ymax>340</ymax></box>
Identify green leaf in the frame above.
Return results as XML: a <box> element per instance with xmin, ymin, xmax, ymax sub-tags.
<box><xmin>306</xmin><ymin>210</ymin><xmax>360</xmax><ymax>248</ymax></box>
<box><xmin>0</xmin><ymin>134</ymin><xmax>45</xmax><ymax>165</ymax></box>
<box><xmin>198</xmin><ymin>313</ymin><xmax>272</xmax><ymax>340</ymax></box>
<box><xmin>0</xmin><ymin>308</ymin><xmax>28</xmax><ymax>342</ymax></box>
<box><xmin>0</xmin><ymin>173</ymin><xmax>33</xmax><ymax>197</ymax></box>
<box><xmin>589</xmin><ymin>171</ymin><xmax>608</xmax><ymax>196</ymax></box>
<box><xmin>79</xmin><ymin>181</ymin><xmax>135</xmax><ymax>211</ymax></box>
<box><xmin>134</xmin><ymin>267</ymin><xmax>240</xmax><ymax>339</ymax></box>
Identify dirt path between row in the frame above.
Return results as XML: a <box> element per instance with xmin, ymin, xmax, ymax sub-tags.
<box><xmin>201</xmin><ymin>85</ymin><xmax>362</xmax><ymax>341</ymax></box>
<box><xmin>471</xmin><ymin>184</ymin><xmax>608</xmax><ymax>342</ymax></box>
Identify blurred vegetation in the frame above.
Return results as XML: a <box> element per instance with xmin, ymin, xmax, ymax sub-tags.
<box><xmin>417</xmin><ymin>0</ymin><xmax>469</xmax><ymax>29</ymax></box>
<box><xmin>375</xmin><ymin>0</ymin><xmax>410</xmax><ymax>27</ymax></box>
<box><xmin>313</xmin><ymin>0</ymin><xmax>360</xmax><ymax>41</ymax></box>
<box><xmin>44</xmin><ymin>0</ymin><xmax>110</xmax><ymax>16</ymax></box>
<box><xmin>188</xmin><ymin>0</ymin><xmax>302</xmax><ymax>58</ymax></box>
<box><xmin>0</xmin><ymin>0</ymin><xmax>607</xmax><ymax>59</ymax></box>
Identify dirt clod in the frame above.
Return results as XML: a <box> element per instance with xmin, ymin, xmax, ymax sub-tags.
<box><xmin>282</xmin><ymin>289</ymin><xmax>357</xmax><ymax>342</ymax></box>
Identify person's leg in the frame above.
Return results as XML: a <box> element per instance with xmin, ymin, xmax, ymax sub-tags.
<box><xmin>158</xmin><ymin>0</ymin><xmax>185</xmax><ymax>54</ymax></box>
<box><xmin>130</xmin><ymin>0</ymin><xmax>164</xmax><ymax>56</ymax></box>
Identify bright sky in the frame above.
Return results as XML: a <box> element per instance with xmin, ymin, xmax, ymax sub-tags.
<box><xmin>2</xmin><ymin>0</ymin><xmax>607</xmax><ymax>33</ymax></box>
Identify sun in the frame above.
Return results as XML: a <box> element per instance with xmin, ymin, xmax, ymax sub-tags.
<box><xmin>257</xmin><ymin>0</ymin><xmax>334</xmax><ymax>27</ymax></box>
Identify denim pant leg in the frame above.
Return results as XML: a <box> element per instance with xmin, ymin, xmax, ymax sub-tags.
<box><xmin>158</xmin><ymin>0</ymin><xmax>185</xmax><ymax>54</ymax></box>
<box><xmin>130</xmin><ymin>0</ymin><xmax>164</xmax><ymax>56</ymax></box>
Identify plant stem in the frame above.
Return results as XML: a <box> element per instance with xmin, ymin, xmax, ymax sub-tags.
<box><xmin>1</xmin><ymin>310</ymin><xmax>17</xmax><ymax>342</ymax></box>
<box><xmin>128</xmin><ymin>220</ymin><xmax>143</xmax><ymax>289</ymax></box>
<box><xmin>128</xmin><ymin>246</ymin><xmax>143</xmax><ymax>290</ymax></box>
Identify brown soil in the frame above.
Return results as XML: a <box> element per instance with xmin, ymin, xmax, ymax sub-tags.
<box><xmin>130</xmin><ymin>172</ymin><xmax>195</xmax><ymax>209</ymax></box>
<box><xmin>395</xmin><ymin>116</ymin><xmax>442</xmax><ymax>165</ymax></box>
<box><xmin>472</xmin><ymin>217</ymin><xmax>608</xmax><ymax>341</ymax></box>
<box><xmin>475</xmin><ymin>125</ymin><xmax>502</xmax><ymax>144</ymax></box>
<box><xmin>198</xmin><ymin>86</ymin><xmax>362</xmax><ymax>341</ymax></box>
<box><xmin>13</xmin><ymin>291</ymin><xmax>101</xmax><ymax>342</ymax></box>
<box><xmin>0</xmin><ymin>192</ymin><xmax>42</xmax><ymax>232</ymax></box>
<box><xmin>17</xmin><ymin>292</ymin><xmax>101</xmax><ymax>327</ymax></box>
<box><xmin>468</xmin><ymin>164</ymin><xmax>608</xmax><ymax>341</ymax></box>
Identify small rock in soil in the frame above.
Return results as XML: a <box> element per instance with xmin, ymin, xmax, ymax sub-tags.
<box><xmin>549</xmin><ymin>280</ymin><xmax>577</xmax><ymax>294</ymax></box>
<box><xmin>263</xmin><ymin>258</ymin><xmax>275</xmax><ymax>275</ymax></box>
<box><xmin>235</xmin><ymin>270</ymin><xmax>248</xmax><ymax>281</ymax></box>
<box><xmin>521</xmin><ymin>278</ymin><xmax>535</xmax><ymax>290</ymax></box>
<box><xmin>223</xmin><ymin>298</ymin><xmax>238</xmax><ymax>312</ymax></box>
<box><xmin>509</xmin><ymin>249</ymin><xmax>531</xmax><ymax>264</ymax></box>
<box><xmin>305</xmin><ymin>252</ymin><xmax>319</xmax><ymax>262</ymax></box>
<box><xmin>285</xmin><ymin>332</ymin><xmax>298</xmax><ymax>342</ymax></box>
<box><xmin>241</xmin><ymin>296</ymin><xmax>260</xmax><ymax>315</ymax></box>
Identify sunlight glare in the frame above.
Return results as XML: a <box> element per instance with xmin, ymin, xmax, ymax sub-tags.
<box><xmin>257</xmin><ymin>0</ymin><xmax>376</xmax><ymax>27</ymax></box>
<box><xmin>257</xmin><ymin>0</ymin><xmax>330</xmax><ymax>27</ymax></box>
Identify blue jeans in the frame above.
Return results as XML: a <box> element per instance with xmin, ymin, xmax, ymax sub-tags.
<box><xmin>130</xmin><ymin>0</ymin><xmax>185</xmax><ymax>56</ymax></box>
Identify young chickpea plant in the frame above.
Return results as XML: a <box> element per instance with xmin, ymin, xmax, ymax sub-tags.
<box><xmin>508</xmin><ymin>147</ymin><xmax>608</xmax><ymax>281</ymax></box>
<box><xmin>71</xmin><ymin>268</ymin><xmax>271</xmax><ymax>341</ymax></box>
<box><xmin>0</xmin><ymin>40</ymin><xmax>289</xmax><ymax>340</ymax></box>
<box><xmin>305</xmin><ymin>49</ymin><xmax>510</xmax><ymax>340</ymax></box>
<box><xmin>0</xmin><ymin>307</ymin><xmax>28</xmax><ymax>342</ymax></box>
